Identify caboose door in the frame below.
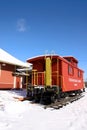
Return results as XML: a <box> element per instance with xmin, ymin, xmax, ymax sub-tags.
<box><xmin>52</xmin><ymin>58</ymin><xmax>62</xmax><ymax>87</ymax></box>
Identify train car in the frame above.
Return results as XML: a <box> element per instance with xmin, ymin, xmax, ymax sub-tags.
<box><xmin>26</xmin><ymin>55</ymin><xmax>84</xmax><ymax>103</ymax></box>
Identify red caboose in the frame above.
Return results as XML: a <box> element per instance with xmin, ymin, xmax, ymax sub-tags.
<box><xmin>27</xmin><ymin>55</ymin><xmax>84</xmax><ymax>102</ymax></box>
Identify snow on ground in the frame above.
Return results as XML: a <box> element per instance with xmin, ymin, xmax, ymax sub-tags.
<box><xmin>0</xmin><ymin>89</ymin><xmax>87</xmax><ymax>130</ymax></box>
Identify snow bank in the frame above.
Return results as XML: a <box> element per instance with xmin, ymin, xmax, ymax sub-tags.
<box><xmin>0</xmin><ymin>90</ymin><xmax>87</xmax><ymax>130</ymax></box>
<box><xmin>5</xmin><ymin>101</ymin><xmax>28</xmax><ymax>114</ymax></box>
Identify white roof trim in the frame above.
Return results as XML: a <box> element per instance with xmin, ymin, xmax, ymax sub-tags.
<box><xmin>27</xmin><ymin>54</ymin><xmax>59</xmax><ymax>61</ymax></box>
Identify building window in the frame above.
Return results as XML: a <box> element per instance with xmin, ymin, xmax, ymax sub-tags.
<box><xmin>68</xmin><ymin>65</ymin><xmax>73</xmax><ymax>75</ymax></box>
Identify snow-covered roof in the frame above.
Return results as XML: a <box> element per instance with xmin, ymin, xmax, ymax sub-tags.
<box><xmin>0</xmin><ymin>48</ymin><xmax>32</xmax><ymax>67</ymax></box>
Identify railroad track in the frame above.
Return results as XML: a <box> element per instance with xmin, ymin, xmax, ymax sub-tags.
<box><xmin>44</xmin><ymin>94</ymin><xmax>84</xmax><ymax>109</ymax></box>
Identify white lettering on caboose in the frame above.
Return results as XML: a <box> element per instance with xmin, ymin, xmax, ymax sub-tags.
<box><xmin>69</xmin><ymin>78</ymin><xmax>81</xmax><ymax>83</ymax></box>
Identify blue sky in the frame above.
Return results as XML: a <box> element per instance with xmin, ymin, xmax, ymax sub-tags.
<box><xmin>0</xmin><ymin>0</ymin><xmax>87</xmax><ymax>79</ymax></box>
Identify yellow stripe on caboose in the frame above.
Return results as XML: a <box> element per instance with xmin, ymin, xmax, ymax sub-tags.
<box><xmin>45</xmin><ymin>57</ymin><xmax>51</xmax><ymax>86</ymax></box>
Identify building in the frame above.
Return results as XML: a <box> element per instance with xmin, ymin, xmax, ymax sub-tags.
<box><xmin>0</xmin><ymin>48</ymin><xmax>32</xmax><ymax>89</ymax></box>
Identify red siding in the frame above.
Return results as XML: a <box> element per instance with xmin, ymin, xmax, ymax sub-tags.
<box><xmin>0</xmin><ymin>63</ymin><xmax>15</xmax><ymax>88</ymax></box>
<box><xmin>0</xmin><ymin>63</ymin><xmax>22</xmax><ymax>89</ymax></box>
<box><xmin>62</xmin><ymin>61</ymin><xmax>84</xmax><ymax>92</ymax></box>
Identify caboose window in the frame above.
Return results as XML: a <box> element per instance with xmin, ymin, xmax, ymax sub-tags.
<box><xmin>78</xmin><ymin>70</ymin><xmax>81</xmax><ymax>77</ymax></box>
<box><xmin>68</xmin><ymin>65</ymin><xmax>73</xmax><ymax>75</ymax></box>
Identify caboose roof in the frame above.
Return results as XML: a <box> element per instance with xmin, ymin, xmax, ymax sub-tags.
<box><xmin>27</xmin><ymin>55</ymin><xmax>59</xmax><ymax>62</ymax></box>
<box><xmin>27</xmin><ymin>54</ymin><xmax>77</xmax><ymax>63</ymax></box>
<box><xmin>63</xmin><ymin>56</ymin><xmax>78</xmax><ymax>63</ymax></box>
<box><xmin>0</xmin><ymin>48</ymin><xmax>32</xmax><ymax>68</ymax></box>
<box><xmin>27</xmin><ymin>54</ymin><xmax>83</xmax><ymax>71</ymax></box>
